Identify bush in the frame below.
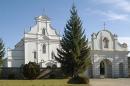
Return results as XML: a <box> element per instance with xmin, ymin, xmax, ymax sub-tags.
<box><xmin>128</xmin><ymin>74</ymin><xmax>130</xmax><ymax>78</ymax></box>
<box><xmin>49</xmin><ymin>74</ymin><xmax>56</xmax><ymax>79</ymax></box>
<box><xmin>8</xmin><ymin>73</ymin><xmax>15</xmax><ymax>79</ymax></box>
<box><xmin>67</xmin><ymin>76</ymin><xmax>89</xmax><ymax>84</ymax></box>
<box><xmin>47</xmin><ymin>68</ymin><xmax>67</xmax><ymax>79</ymax></box>
<box><xmin>22</xmin><ymin>62</ymin><xmax>40</xmax><ymax>79</ymax></box>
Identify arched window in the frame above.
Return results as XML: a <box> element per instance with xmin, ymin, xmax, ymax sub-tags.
<box><xmin>103</xmin><ymin>37</ymin><xmax>109</xmax><ymax>48</ymax></box>
<box><xmin>51</xmin><ymin>51</ymin><xmax>55</xmax><ymax>59</ymax></box>
<box><xmin>42</xmin><ymin>29</ymin><xmax>45</xmax><ymax>35</ymax></box>
<box><xmin>42</xmin><ymin>44</ymin><xmax>46</xmax><ymax>53</ymax></box>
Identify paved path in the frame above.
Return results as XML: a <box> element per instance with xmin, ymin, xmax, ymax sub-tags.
<box><xmin>90</xmin><ymin>78</ymin><xmax>130</xmax><ymax>86</ymax></box>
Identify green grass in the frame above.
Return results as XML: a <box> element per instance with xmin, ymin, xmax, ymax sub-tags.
<box><xmin>0</xmin><ymin>79</ymin><xmax>89</xmax><ymax>86</ymax></box>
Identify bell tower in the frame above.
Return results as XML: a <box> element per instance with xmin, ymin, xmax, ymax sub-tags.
<box><xmin>35</xmin><ymin>15</ymin><xmax>51</xmax><ymax>35</ymax></box>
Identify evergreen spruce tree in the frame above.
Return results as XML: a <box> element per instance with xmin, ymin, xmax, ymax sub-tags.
<box><xmin>55</xmin><ymin>5</ymin><xmax>91</xmax><ymax>78</ymax></box>
<box><xmin>0</xmin><ymin>38</ymin><xmax>5</xmax><ymax>65</ymax></box>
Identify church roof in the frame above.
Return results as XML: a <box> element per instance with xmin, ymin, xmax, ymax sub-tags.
<box><xmin>97</xmin><ymin>29</ymin><xmax>113</xmax><ymax>37</ymax></box>
<box><xmin>35</xmin><ymin>15</ymin><xmax>50</xmax><ymax>21</ymax></box>
<box><xmin>93</xmin><ymin>29</ymin><xmax>116</xmax><ymax>40</ymax></box>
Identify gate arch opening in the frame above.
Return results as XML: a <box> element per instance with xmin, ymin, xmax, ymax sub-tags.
<box><xmin>100</xmin><ymin>59</ymin><xmax>112</xmax><ymax>78</ymax></box>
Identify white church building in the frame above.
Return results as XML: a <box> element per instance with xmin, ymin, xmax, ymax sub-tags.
<box><xmin>4</xmin><ymin>15</ymin><xmax>61</xmax><ymax>68</ymax></box>
<box><xmin>3</xmin><ymin>15</ymin><xmax>129</xmax><ymax>78</ymax></box>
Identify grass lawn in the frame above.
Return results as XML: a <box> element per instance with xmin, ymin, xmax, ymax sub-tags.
<box><xmin>0</xmin><ymin>79</ymin><xmax>89</xmax><ymax>86</ymax></box>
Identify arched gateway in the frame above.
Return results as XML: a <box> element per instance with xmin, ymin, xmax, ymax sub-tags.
<box><xmin>90</xmin><ymin>30</ymin><xmax>129</xmax><ymax>78</ymax></box>
<box><xmin>100</xmin><ymin>59</ymin><xmax>112</xmax><ymax>78</ymax></box>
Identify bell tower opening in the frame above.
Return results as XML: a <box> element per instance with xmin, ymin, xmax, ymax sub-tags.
<box><xmin>103</xmin><ymin>37</ymin><xmax>109</xmax><ymax>48</ymax></box>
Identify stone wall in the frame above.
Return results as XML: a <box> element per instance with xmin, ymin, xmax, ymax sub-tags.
<box><xmin>0</xmin><ymin>67</ymin><xmax>24</xmax><ymax>79</ymax></box>
<box><xmin>0</xmin><ymin>67</ymin><xmax>64</xmax><ymax>79</ymax></box>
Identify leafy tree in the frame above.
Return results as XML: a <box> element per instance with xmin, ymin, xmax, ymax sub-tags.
<box><xmin>55</xmin><ymin>5</ymin><xmax>91</xmax><ymax>79</ymax></box>
<box><xmin>22</xmin><ymin>62</ymin><xmax>40</xmax><ymax>79</ymax></box>
<box><xmin>0</xmin><ymin>38</ymin><xmax>5</xmax><ymax>66</ymax></box>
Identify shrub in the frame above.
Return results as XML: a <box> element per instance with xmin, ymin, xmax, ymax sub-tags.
<box><xmin>22</xmin><ymin>62</ymin><xmax>40</xmax><ymax>79</ymax></box>
<box><xmin>49</xmin><ymin>74</ymin><xmax>56</xmax><ymax>79</ymax></box>
<box><xmin>8</xmin><ymin>73</ymin><xmax>15</xmax><ymax>79</ymax></box>
<box><xmin>67</xmin><ymin>76</ymin><xmax>89</xmax><ymax>84</ymax></box>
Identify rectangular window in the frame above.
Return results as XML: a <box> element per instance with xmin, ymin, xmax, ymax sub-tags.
<box><xmin>34</xmin><ymin>51</ymin><xmax>37</xmax><ymax>58</ymax></box>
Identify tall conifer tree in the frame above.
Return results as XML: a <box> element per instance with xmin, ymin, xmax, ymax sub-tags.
<box><xmin>55</xmin><ymin>5</ymin><xmax>91</xmax><ymax>78</ymax></box>
<box><xmin>0</xmin><ymin>38</ymin><xmax>5</xmax><ymax>65</ymax></box>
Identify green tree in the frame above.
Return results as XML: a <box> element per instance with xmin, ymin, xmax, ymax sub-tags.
<box><xmin>0</xmin><ymin>38</ymin><xmax>5</xmax><ymax>66</ymax></box>
<box><xmin>55</xmin><ymin>5</ymin><xmax>91</xmax><ymax>79</ymax></box>
<box><xmin>22</xmin><ymin>62</ymin><xmax>40</xmax><ymax>79</ymax></box>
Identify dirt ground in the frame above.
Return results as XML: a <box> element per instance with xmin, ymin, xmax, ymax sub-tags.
<box><xmin>90</xmin><ymin>78</ymin><xmax>130</xmax><ymax>86</ymax></box>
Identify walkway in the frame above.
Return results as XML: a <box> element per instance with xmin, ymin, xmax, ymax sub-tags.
<box><xmin>90</xmin><ymin>78</ymin><xmax>130</xmax><ymax>86</ymax></box>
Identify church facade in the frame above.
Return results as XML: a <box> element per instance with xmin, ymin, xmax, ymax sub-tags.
<box><xmin>4</xmin><ymin>15</ymin><xmax>61</xmax><ymax>68</ymax></box>
<box><xmin>3</xmin><ymin>15</ymin><xmax>129</xmax><ymax>78</ymax></box>
<box><xmin>87</xmin><ymin>30</ymin><xmax>129</xmax><ymax>78</ymax></box>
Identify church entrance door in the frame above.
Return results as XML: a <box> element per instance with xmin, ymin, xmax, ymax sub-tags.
<box><xmin>100</xmin><ymin>59</ymin><xmax>112</xmax><ymax>78</ymax></box>
<box><xmin>100</xmin><ymin>61</ymin><xmax>105</xmax><ymax>75</ymax></box>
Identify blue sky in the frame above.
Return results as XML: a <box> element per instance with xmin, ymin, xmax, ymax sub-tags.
<box><xmin>0</xmin><ymin>0</ymin><xmax>130</xmax><ymax>49</ymax></box>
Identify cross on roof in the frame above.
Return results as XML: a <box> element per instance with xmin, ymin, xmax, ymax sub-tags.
<box><xmin>42</xmin><ymin>8</ymin><xmax>46</xmax><ymax>16</ymax></box>
<box><xmin>103</xmin><ymin>22</ymin><xmax>106</xmax><ymax>30</ymax></box>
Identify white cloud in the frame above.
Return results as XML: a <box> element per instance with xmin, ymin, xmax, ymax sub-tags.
<box><xmin>118</xmin><ymin>37</ymin><xmax>130</xmax><ymax>51</ymax></box>
<box><xmin>101</xmin><ymin>11</ymin><xmax>128</xmax><ymax>21</ymax></box>
<box><xmin>96</xmin><ymin>0</ymin><xmax>130</xmax><ymax>12</ymax></box>
<box><xmin>118</xmin><ymin>37</ymin><xmax>130</xmax><ymax>56</ymax></box>
<box><xmin>86</xmin><ymin>9</ymin><xmax>128</xmax><ymax>21</ymax></box>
